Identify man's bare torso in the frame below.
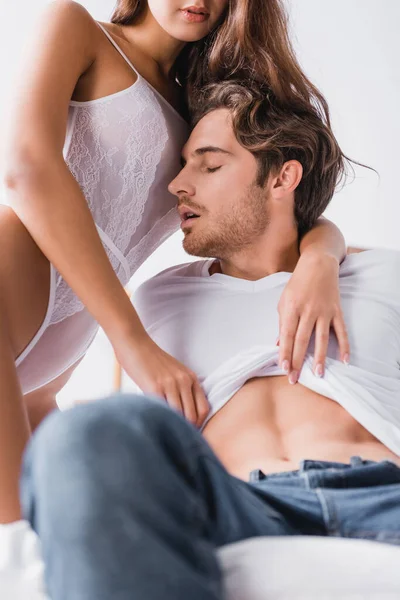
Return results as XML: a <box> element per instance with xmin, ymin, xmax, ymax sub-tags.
<box><xmin>202</xmin><ymin>375</ymin><xmax>400</xmax><ymax>480</ymax></box>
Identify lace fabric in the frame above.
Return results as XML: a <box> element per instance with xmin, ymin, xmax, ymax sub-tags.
<box><xmin>52</xmin><ymin>80</ymin><xmax>179</xmax><ymax>325</ymax></box>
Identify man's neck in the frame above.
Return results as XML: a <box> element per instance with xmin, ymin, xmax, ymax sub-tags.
<box><xmin>211</xmin><ymin>223</ymin><xmax>300</xmax><ymax>281</ymax></box>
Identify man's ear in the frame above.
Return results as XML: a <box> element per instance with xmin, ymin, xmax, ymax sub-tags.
<box><xmin>271</xmin><ymin>160</ymin><xmax>303</xmax><ymax>198</ymax></box>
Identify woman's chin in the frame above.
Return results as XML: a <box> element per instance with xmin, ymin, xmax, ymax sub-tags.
<box><xmin>165</xmin><ymin>19</ymin><xmax>216</xmax><ymax>44</ymax></box>
<box><xmin>173</xmin><ymin>31</ymin><xmax>213</xmax><ymax>43</ymax></box>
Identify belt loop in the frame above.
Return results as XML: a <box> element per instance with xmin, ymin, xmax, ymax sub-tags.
<box><xmin>350</xmin><ymin>456</ymin><xmax>364</xmax><ymax>467</ymax></box>
<box><xmin>299</xmin><ymin>459</ymin><xmax>307</xmax><ymax>473</ymax></box>
<box><xmin>249</xmin><ymin>469</ymin><xmax>266</xmax><ymax>482</ymax></box>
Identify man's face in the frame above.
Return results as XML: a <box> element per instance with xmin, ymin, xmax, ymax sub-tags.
<box><xmin>168</xmin><ymin>109</ymin><xmax>270</xmax><ymax>259</ymax></box>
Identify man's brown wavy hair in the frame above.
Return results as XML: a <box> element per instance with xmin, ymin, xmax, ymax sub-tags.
<box><xmin>192</xmin><ymin>81</ymin><xmax>345</xmax><ymax>235</ymax></box>
<box><xmin>111</xmin><ymin>0</ymin><xmax>332</xmax><ymax>125</ymax></box>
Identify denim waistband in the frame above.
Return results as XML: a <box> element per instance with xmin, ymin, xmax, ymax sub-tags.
<box><xmin>248</xmin><ymin>456</ymin><xmax>400</xmax><ymax>485</ymax></box>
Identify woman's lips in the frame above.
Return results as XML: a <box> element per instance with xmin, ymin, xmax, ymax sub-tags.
<box><xmin>180</xmin><ymin>9</ymin><xmax>209</xmax><ymax>24</ymax></box>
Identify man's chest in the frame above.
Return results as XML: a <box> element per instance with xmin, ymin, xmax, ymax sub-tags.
<box><xmin>152</xmin><ymin>282</ymin><xmax>400</xmax><ymax>380</ymax></box>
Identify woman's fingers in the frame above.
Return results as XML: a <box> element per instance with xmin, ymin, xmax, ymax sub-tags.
<box><xmin>332</xmin><ymin>313</ymin><xmax>350</xmax><ymax>364</ymax></box>
<box><xmin>290</xmin><ymin>316</ymin><xmax>316</xmax><ymax>384</ymax></box>
<box><xmin>312</xmin><ymin>319</ymin><xmax>331</xmax><ymax>377</ymax></box>
<box><xmin>178</xmin><ymin>374</ymin><xmax>198</xmax><ymax>425</ymax></box>
<box><xmin>162</xmin><ymin>372</ymin><xmax>209</xmax><ymax>429</ymax></box>
<box><xmin>162</xmin><ymin>378</ymin><xmax>184</xmax><ymax>415</ymax></box>
<box><xmin>192</xmin><ymin>380</ymin><xmax>210</xmax><ymax>428</ymax></box>
<box><xmin>278</xmin><ymin>312</ymin><xmax>300</xmax><ymax>375</ymax></box>
<box><xmin>119</xmin><ymin>338</ymin><xmax>210</xmax><ymax>427</ymax></box>
<box><xmin>280</xmin><ymin>313</ymin><xmax>348</xmax><ymax>383</ymax></box>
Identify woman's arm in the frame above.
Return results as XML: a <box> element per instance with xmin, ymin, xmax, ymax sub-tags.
<box><xmin>347</xmin><ymin>246</ymin><xmax>367</xmax><ymax>254</ymax></box>
<box><xmin>277</xmin><ymin>217</ymin><xmax>350</xmax><ymax>383</ymax></box>
<box><xmin>3</xmin><ymin>2</ymin><xmax>141</xmax><ymax>343</ymax></box>
<box><xmin>3</xmin><ymin>4</ymin><xmax>209</xmax><ymax>428</ymax></box>
<box><xmin>299</xmin><ymin>216</ymin><xmax>346</xmax><ymax>263</ymax></box>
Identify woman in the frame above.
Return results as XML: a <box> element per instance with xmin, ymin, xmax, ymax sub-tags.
<box><xmin>0</xmin><ymin>0</ymin><xmax>349</xmax><ymax>523</ymax></box>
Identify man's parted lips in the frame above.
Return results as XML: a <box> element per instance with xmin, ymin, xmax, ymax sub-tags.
<box><xmin>178</xmin><ymin>204</ymin><xmax>201</xmax><ymax>222</ymax></box>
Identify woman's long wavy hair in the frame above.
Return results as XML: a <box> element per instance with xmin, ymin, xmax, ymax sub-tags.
<box><xmin>111</xmin><ymin>0</ymin><xmax>331</xmax><ymax>124</ymax></box>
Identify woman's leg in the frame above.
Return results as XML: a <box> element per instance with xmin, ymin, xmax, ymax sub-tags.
<box><xmin>0</xmin><ymin>297</ymin><xmax>31</xmax><ymax>523</ymax></box>
<box><xmin>0</xmin><ymin>206</ymin><xmax>50</xmax><ymax>359</ymax></box>
<box><xmin>0</xmin><ymin>206</ymin><xmax>51</xmax><ymax>522</ymax></box>
<box><xmin>24</xmin><ymin>389</ymin><xmax>59</xmax><ymax>433</ymax></box>
<box><xmin>21</xmin><ymin>394</ymin><xmax>299</xmax><ymax>600</ymax></box>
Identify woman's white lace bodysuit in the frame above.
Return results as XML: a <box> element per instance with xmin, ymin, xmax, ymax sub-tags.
<box><xmin>14</xmin><ymin>23</ymin><xmax>189</xmax><ymax>394</ymax></box>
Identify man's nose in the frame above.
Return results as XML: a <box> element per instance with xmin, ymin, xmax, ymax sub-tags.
<box><xmin>168</xmin><ymin>171</ymin><xmax>195</xmax><ymax>197</ymax></box>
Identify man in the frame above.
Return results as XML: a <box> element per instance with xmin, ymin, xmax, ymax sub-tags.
<box><xmin>21</xmin><ymin>82</ymin><xmax>400</xmax><ymax>600</ymax></box>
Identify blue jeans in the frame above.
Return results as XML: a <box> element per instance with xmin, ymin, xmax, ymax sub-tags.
<box><xmin>20</xmin><ymin>394</ymin><xmax>400</xmax><ymax>600</ymax></box>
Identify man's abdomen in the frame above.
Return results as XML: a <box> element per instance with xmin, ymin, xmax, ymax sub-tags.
<box><xmin>202</xmin><ymin>376</ymin><xmax>400</xmax><ymax>480</ymax></box>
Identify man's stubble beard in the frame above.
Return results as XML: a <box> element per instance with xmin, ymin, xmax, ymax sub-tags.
<box><xmin>183</xmin><ymin>184</ymin><xmax>270</xmax><ymax>259</ymax></box>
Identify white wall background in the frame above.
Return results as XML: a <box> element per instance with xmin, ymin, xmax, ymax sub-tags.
<box><xmin>0</xmin><ymin>0</ymin><xmax>399</xmax><ymax>405</ymax></box>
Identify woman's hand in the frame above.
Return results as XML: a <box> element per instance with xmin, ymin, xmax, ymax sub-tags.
<box><xmin>277</xmin><ymin>253</ymin><xmax>350</xmax><ymax>384</ymax></box>
<box><xmin>113</xmin><ymin>335</ymin><xmax>210</xmax><ymax>429</ymax></box>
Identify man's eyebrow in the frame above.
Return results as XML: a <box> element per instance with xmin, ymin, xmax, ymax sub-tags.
<box><xmin>181</xmin><ymin>146</ymin><xmax>232</xmax><ymax>165</ymax></box>
<box><xmin>194</xmin><ymin>146</ymin><xmax>232</xmax><ymax>157</ymax></box>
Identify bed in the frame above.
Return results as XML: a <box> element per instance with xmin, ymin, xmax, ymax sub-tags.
<box><xmin>1</xmin><ymin>521</ymin><xmax>399</xmax><ymax>599</ymax></box>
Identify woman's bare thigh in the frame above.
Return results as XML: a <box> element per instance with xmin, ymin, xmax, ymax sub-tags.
<box><xmin>0</xmin><ymin>205</ymin><xmax>50</xmax><ymax>359</ymax></box>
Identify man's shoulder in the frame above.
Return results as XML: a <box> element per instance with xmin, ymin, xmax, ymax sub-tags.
<box><xmin>133</xmin><ymin>259</ymin><xmax>209</xmax><ymax>301</ymax></box>
<box><xmin>341</xmin><ymin>248</ymin><xmax>400</xmax><ymax>294</ymax></box>
<box><xmin>342</xmin><ymin>248</ymin><xmax>400</xmax><ymax>272</ymax></box>
<box><xmin>132</xmin><ymin>260</ymin><xmax>210</xmax><ymax>327</ymax></box>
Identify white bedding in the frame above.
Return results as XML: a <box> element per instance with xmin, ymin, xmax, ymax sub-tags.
<box><xmin>1</xmin><ymin>521</ymin><xmax>399</xmax><ymax>600</ymax></box>
<box><xmin>219</xmin><ymin>536</ymin><xmax>400</xmax><ymax>599</ymax></box>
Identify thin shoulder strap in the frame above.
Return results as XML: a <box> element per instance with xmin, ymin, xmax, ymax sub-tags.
<box><xmin>96</xmin><ymin>22</ymin><xmax>140</xmax><ymax>77</ymax></box>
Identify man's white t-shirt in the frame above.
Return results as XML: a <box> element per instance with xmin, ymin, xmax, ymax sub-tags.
<box><xmin>132</xmin><ymin>249</ymin><xmax>400</xmax><ymax>455</ymax></box>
